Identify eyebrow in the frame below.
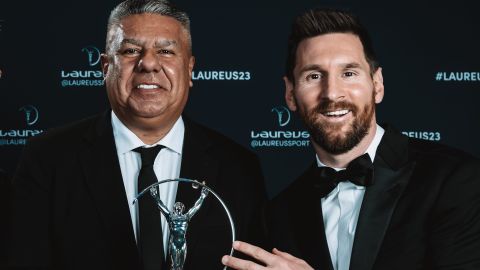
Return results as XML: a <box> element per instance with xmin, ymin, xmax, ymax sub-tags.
<box><xmin>343</xmin><ymin>62</ymin><xmax>361</xmax><ymax>69</ymax></box>
<box><xmin>298</xmin><ymin>62</ymin><xmax>363</xmax><ymax>74</ymax></box>
<box><xmin>298</xmin><ymin>64</ymin><xmax>323</xmax><ymax>75</ymax></box>
<box><xmin>121</xmin><ymin>38</ymin><xmax>178</xmax><ymax>48</ymax></box>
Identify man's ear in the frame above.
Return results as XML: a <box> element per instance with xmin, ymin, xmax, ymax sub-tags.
<box><xmin>188</xmin><ymin>55</ymin><xmax>195</xmax><ymax>88</ymax></box>
<box><xmin>284</xmin><ymin>76</ymin><xmax>297</xmax><ymax>111</ymax></box>
<box><xmin>100</xmin><ymin>53</ymin><xmax>110</xmax><ymax>78</ymax></box>
<box><xmin>373</xmin><ymin>67</ymin><xmax>384</xmax><ymax>104</ymax></box>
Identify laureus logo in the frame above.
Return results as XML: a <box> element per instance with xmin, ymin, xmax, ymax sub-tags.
<box><xmin>82</xmin><ymin>46</ymin><xmax>101</xmax><ymax>66</ymax></box>
<box><xmin>250</xmin><ymin>106</ymin><xmax>309</xmax><ymax>148</ymax></box>
<box><xmin>271</xmin><ymin>106</ymin><xmax>291</xmax><ymax>127</ymax></box>
<box><xmin>19</xmin><ymin>105</ymin><xmax>39</xmax><ymax>126</ymax></box>
<box><xmin>0</xmin><ymin>106</ymin><xmax>44</xmax><ymax>146</ymax></box>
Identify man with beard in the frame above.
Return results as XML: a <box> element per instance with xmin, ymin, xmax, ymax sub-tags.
<box><xmin>222</xmin><ymin>8</ymin><xmax>480</xmax><ymax>270</ymax></box>
<box><xmin>9</xmin><ymin>1</ymin><xmax>266</xmax><ymax>270</ymax></box>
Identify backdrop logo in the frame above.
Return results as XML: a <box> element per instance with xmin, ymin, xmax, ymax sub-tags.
<box><xmin>0</xmin><ymin>105</ymin><xmax>44</xmax><ymax>146</ymax></box>
<box><xmin>192</xmin><ymin>70</ymin><xmax>251</xmax><ymax>81</ymax></box>
<box><xmin>82</xmin><ymin>46</ymin><xmax>101</xmax><ymax>67</ymax></box>
<box><xmin>249</xmin><ymin>106</ymin><xmax>309</xmax><ymax>149</ymax></box>
<box><xmin>271</xmin><ymin>106</ymin><xmax>291</xmax><ymax>127</ymax></box>
<box><xmin>435</xmin><ymin>71</ymin><xmax>480</xmax><ymax>82</ymax></box>
<box><xmin>19</xmin><ymin>105</ymin><xmax>39</xmax><ymax>126</ymax></box>
<box><xmin>59</xmin><ymin>46</ymin><xmax>104</xmax><ymax>88</ymax></box>
<box><xmin>402</xmin><ymin>131</ymin><xmax>441</xmax><ymax>141</ymax></box>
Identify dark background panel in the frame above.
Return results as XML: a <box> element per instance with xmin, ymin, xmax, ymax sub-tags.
<box><xmin>1</xmin><ymin>1</ymin><xmax>479</xmax><ymax>197</ymax></box>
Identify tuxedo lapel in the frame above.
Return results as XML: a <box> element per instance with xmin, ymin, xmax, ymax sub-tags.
<box><xmin>177</xmin><ymin>117</ymin><xmax>220</xmax><ymax>254</ymax></box>
<box><xmin>350</xmin><ymin>128</ymin><xmax>415</xmax><ymax>270</ymax></box>
<box><xmin>289</xmin><ymin>165</ymin><xmax>334</xmax><ymax>270</ymax></box>
<box><xmin>78</xmin><ymin>112</ymin><xmax>139</xmax><ymax>265</ymax></box>
<box><xmin>177</xmin><ymin>117</ymin><xmax>219</xmax><ymax>210</ymax></box>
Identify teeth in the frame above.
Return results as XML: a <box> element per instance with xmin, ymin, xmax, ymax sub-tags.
<box><xmin>136</xmin><ymin>84</ymin><xmax>159</xmax><ymax>89</ymax></box>
<box><xmin>324</xmin><ymin>110</ymin><xmax>349</xmax><ymax>116</ymax></box>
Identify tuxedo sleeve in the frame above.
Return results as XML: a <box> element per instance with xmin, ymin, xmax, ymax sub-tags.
<box><xmin>236</xmin><ymin>154</ymin><xmax>269</xmax><ymax>249</ymax></box>
<box><xmin>1</xmin><ymin>169</ymin><xmax>10</xmax><ymax>268</ymax></box>
<box><xmin>9</xmin><ymin>141</ymin><xmax>53</xmax><ymax>269</ymax></box>
<box><xmin>429</xmin><ymin>158</ymin><xmax>480</xmax><ymax>269</ymax></box>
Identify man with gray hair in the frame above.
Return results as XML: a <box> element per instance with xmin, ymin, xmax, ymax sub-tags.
<box><xmin>9</xmin><ymin>1</ymin><xmax>267</xmax><ymax>269</ymax></box>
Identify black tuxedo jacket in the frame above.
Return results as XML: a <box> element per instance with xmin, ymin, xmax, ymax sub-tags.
<box><xmin>1</xmin><ymin>169</ymin><xmax>10</xmax><ymax>267</ymax></box>
<box><xmin>266</xmin><ymin>127</ymin><xmax>480</xmax><ymax>270</ymax></box>
<box><xmin>9</xmin><ymin>112</ymin><xmax>267</xmax><ymax>270</ymax></box>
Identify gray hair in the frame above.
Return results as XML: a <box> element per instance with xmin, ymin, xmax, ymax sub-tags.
<box><xmin>106</xmin><ymin>0</ymin><xmax>192</xmax><ymax>53</ymax></box>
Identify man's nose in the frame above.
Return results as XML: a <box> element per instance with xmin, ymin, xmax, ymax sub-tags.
<box><xmin>320</xmin><ymin>75</ymin><xmax>346</xmax><ymax>101</ymax></box>
<box><xmin>137</xmin><ymin>50</ymin><xmax>161</xmax><ymax>73</ymax></box>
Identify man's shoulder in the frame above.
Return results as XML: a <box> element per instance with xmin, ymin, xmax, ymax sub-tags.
<box><xmin>407</xmin><ymin>136</ymin><xmax>478</xmax><ymax>165</ymax></box>
<box><xmin>25</xmin><ymin>113</ymin><xmax>104</xmax><ymax>152</ymax></box>
<box><xmin>380</xmin><ymin>125</ymin><xmax>478</xmax><ymax>167</ymax></box>
<box><xmin>381</xmin><ymin>129</ymin><xmax>480</xmax><ymax>187</ymax></box>
<box><xmin>184</xmin><ymin>117</ymin><xmax>258</xmax><ymax>161</ymax></box>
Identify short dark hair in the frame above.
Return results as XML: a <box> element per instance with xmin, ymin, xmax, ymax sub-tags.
<box><xmin>285</xmin><ymin>8</ymin><xmax>379</xmax><ymax>82</ymax></box>
<box><xmin>106</xmin><ymin>0</ymin><xmax>191</xmax><ymax>53</ymax></box>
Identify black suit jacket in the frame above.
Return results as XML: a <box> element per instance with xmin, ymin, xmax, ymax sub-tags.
<box><xmin>266</xmin><ymin>127</ymin><xmax>480</xmax><ymax>270</ymax></box>
<box><xmin>9</xmin><ymin>112</ymin><xmax>267</xmax><ymax>270</ymax></box>
<box><xmin>0</xmin><ymin>169</ymin><xmax>10</xmax><ymax>268</ymax></box>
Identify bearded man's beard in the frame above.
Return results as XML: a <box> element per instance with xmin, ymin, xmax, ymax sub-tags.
<box><xmin>300</xmin><ymin>95</ymin><xmax>375</xmax><ymax>155</ymax></box>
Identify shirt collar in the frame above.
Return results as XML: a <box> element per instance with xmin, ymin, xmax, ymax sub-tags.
<box><xmin>111</xmin><ymin>111</ymin><xmax>184</xmax><ymax>155</ymax></box>
<box><xmin>316</xmin><ymin>124</ymin><xmax>385</xmax><ymax>169</ymax></box>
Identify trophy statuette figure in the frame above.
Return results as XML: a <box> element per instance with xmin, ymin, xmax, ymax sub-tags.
<box><xmin>134</xmin><ymin>178</ymin><xmax>235</xmax><ymax>270</ymax></box>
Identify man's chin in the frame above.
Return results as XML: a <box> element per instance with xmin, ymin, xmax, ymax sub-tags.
<box><xmin>128</xmin><ymin>100</ymin><xmax>167</xmax><ymax>114</ymax></box>
<box><xmin>316</xmin><ymin>137</ymin><xmax>355</xmax><ymax>155</ymax></box>
<box><xmin>322</xmin><ymin>134</ymin><xmax>349</xmax><ymax>146</ymax></box>
<box><xmin>310</xmin><ymin>126</ymin><xmax>360</xmax><ymax>154</ymax></box>
<box><xmin>316</xmin><ymin>122</ymin><xmax>352</xmax><ymax>137</ymax></box>
<box><xmin>125</xmin><ymin>106</ymin><xmax>167</xmax><ymax>119</ymax></box>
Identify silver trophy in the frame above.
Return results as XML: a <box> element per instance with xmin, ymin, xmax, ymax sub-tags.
<box><xmin>134</xmin><ymin>178</ymin><xmax>235</xmax><ymax>270</ymax></box>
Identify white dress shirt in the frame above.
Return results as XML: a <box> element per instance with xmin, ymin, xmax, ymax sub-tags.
<box><xmin>317</xmin><ymin>124</ymin><xmax>384</xmax><ymax>270</ymax></box>
<box><xmin>111</xmin><ymin>111</ymin><xmax>184</xmax><ymax>254</ymax></box>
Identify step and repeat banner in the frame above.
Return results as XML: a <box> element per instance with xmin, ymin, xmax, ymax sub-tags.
<box><xmin>1</xmin><ymin>1</ymin><xmax>479</xmax><ymax>197</ymax></box>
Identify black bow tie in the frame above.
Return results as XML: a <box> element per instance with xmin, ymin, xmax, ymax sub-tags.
<box><xmin>312</xmin><ymin>153</ymin><xmax>375</xmax><ymax>198</ymax></box>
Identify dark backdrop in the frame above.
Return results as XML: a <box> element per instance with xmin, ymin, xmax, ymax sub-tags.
<box><xmin>1</xmin><ymin>1</ymin><xmax>479</xmax><ymax>197</ymax></box>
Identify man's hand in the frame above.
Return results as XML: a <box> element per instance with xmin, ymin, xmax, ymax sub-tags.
<box><xmin>222</xmin><ymin>241</ymin><xmax>314</xmax><ymax>270</ymax></box>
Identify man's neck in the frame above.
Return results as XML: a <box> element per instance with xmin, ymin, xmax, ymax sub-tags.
<box><xmin>115</xmin><ymin>111</ymin><xmax>179</xmax><ymax>145</ymax></box>
<box><xmin>314</xmin><ymin>123</ymin><xmax>377</xmax><ymax>168</ymax></box>
<box><xmin>130</xmin><ymin>127</ymin><xmax>173</xmax><ymax>145</ymax></box>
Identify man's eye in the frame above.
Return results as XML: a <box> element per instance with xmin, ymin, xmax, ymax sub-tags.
<box><xmin>122</xmin><ymin>48</ymin><xmax>140</xmax><ymax>55</ymax></box>
<box><xmin>306</xmin><ymin>73</ymin><xmax>321</xmax><ymax>80</ymax></box>
<box><xmin>159</xmin><ymin>49</ymin><xmax>173</xmax><ymax>55</ymax></box>
<box><xmin>343</xmin><ymin>71</ymin><xmax>355</xmax><ymax>77</ymax></box>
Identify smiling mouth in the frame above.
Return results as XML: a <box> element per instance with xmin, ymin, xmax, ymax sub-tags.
<box><xmin>135</xmin><ymin>83</ymin><xmax>162</xmax><ymax>90</ymax></box>
<box><xmin>322</xmin><ymin>109</ymin><xmax>351</xmax><ymax>117</ymax></box>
